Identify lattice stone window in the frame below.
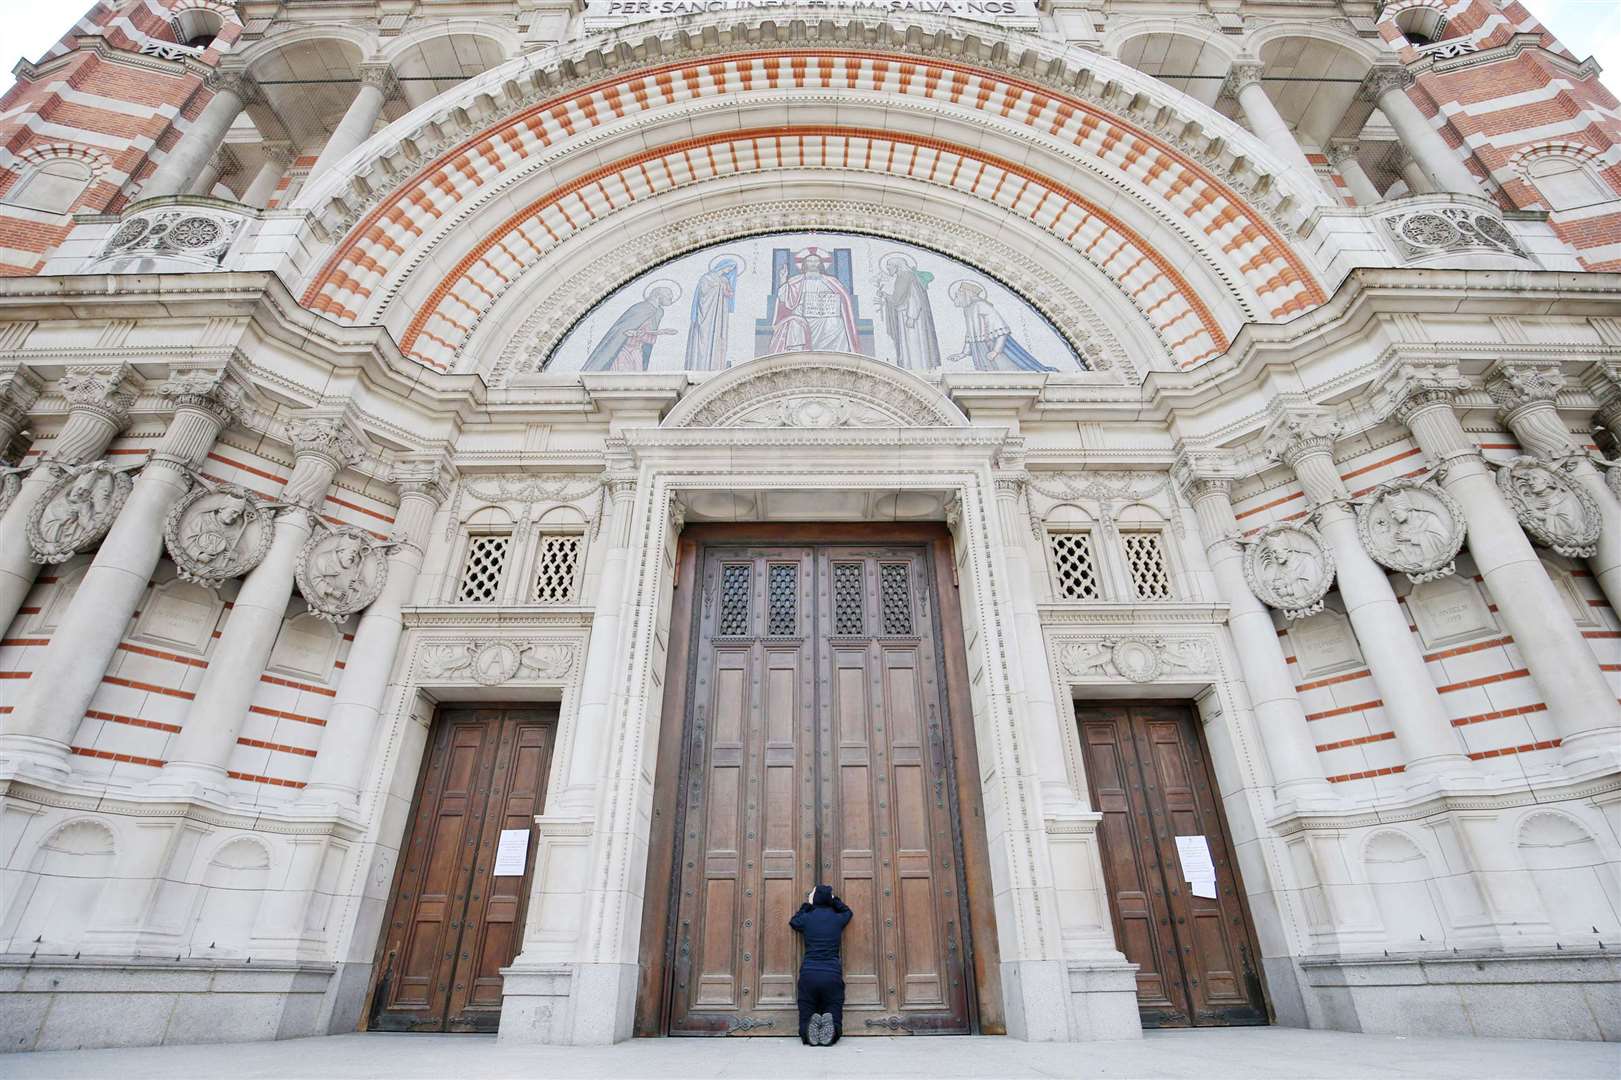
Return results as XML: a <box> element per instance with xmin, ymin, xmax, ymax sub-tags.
<box><xmin>1049</xmin><ymin>532</ymin><xmax>1102</xmax><ymax>601</ymax></box>
<box><xmin>532</xmin><ymin>534</ymin><xmax>583</xmax><ymax>604</ymax></box>
<box><xmin>456</xmin><ymin>534</ymin><xmax>511</xmax><ymax>603</ymax></box>
<box><xmin>1122</xmin><ymin>531</ymin><xmax>1174</xmax><ymax>600</ymax></box>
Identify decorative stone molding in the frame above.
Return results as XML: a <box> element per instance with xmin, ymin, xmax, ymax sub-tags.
<box><xmin>1377</xmin><ymin>204</ymin><xmax>1527</xmax><ymax>263</ymax></box>
<box><xmin>1055</xmin><ymin>636</ymin><xmax>1215</xmax><ymax>683</ymax></box>
<box><xmin>1024</xmin><ymin>470</ymin><xmax>1176</xmax><ymax>539</ymax></box>
<box><xmin>445</xmin><ymin>472</ymin><xmax>606</xmax><ymax>538</ymax></box>
<box><xmin>1494</xmin><ymin>455</ymin><xmax>1603</xmax><ymax>557</ymax></box>
<box><xmin>1242</xmin><ymin>522</ymin><xmax>1335</xmax><ymax>620</ymax></box>
<box><xmin>294</xmin><ymin>527</ymin><xmax>391</xmax><ymax>623</ymax></box>
<box><xmin>57</xmin><ymin>366</ymin><xmax>136</xmax><ymax>429</ymax></box>
<box><xmin>661</xmin><ymin>354</ymin><xmax>967</xmax><ymax>430</ymax></box>
<box><xmin>100</xmin><ymin>208</ymin><xmax>245</xmax><ymax>265</ymax></box>
<box><xmin>1355</xmin><ymin>478</ymin><xmax>1466</xmax><ymax>582</ymax></box>
<box><xmin>421</xmin><ymin>640</ymin><xmax>575</xmax><ymax>685</ymax></box>
<box><xmin>162</xmin><ymin>482</ymin><xmax>275</xmax><ymax>585</ymax></box>
<box><xmin>26</xmin><ymin>460</ymin><xmax>136</xmax><ymax>564</ymax></box>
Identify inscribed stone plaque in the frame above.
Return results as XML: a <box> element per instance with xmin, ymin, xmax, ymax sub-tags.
<box><xmin>1289</xmin><ymin>608</ymin><xmax>1364</xmax><ymax>679</ymax></box>
<box><xmin>268</xmin><ymin>612</ymin><xmax>341</xmax><ymax>682</ymax></box>
<box><xmin>1409</xmin><ymin>575</ymin><xmax>1496</xmax><ymax>651</ymax></box>
<box><xmin>133</xmin><ymin>580</ymin><xmax>219</xmax><ymax>653</ymax></box>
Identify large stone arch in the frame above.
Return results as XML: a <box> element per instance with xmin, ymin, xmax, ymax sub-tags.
<box><xmin>287</xmin><ymin>11</ymin><xmax>1334</xmax><ymax>378</ymax></box>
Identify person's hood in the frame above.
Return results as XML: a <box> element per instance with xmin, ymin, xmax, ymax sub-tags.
<box><xmin>813</xmin><ymin>884</ymin><xmax>835</xmax><ymax>906</ymax></box>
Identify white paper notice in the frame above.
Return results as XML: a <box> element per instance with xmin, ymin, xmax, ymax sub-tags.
<box><xmin>493</xmin><ymin>829</ymin><xmax>530</xmax><ymax>877</ymax></box>
<box><xmin>1174</xmin><ymin>835</ymin><xmax>1216</xmax><ymax>896</ymax></box>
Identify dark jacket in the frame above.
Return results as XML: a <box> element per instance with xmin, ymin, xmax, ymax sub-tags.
<box><xmin>789</xmin><ymin>884</ymin><xmax>853</xmax><ymax>976</ymax></box>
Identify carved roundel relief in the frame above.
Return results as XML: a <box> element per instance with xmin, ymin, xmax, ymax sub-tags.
<box><xmin>1243</xmin><ymin>523</ymin><xmax>1335</xmax><ymax>621</ymax></box>
<box><xmin>1495</xmin><ymin>456</ymin><xmax>1602</xmax><ymax>558</ymax></box>
<box><xmin>163</xmin><ymin>483</ymin><xmax>275</xmax><ymax>585</ymax></box>
<box><xmin>26</xmin><ymin>461</ymin><xmax>134</xmax><ymax>565</ymax></box>
<box><xmin>295</xmin><ymin>526</ymin><xmax>389</xmax><ymax>624</ymax></box>
<box><xmin>1355</xmin><ymin>479</ymin><xmax>1466</xmax><ymax>583</ymax></box>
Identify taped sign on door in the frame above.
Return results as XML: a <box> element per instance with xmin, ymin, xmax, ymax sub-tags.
<box><xmin>1175</xmin><ymin>835</ymin><xmax>1217</xmax><ymax>899</ymax></box>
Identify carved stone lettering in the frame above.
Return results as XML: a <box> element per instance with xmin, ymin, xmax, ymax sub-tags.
<box><xmin>163</xmin><ymin>483</ymin><xmax>274</xmax><ymax>585</ymax></box>
<box><xmin>27</xmin><ymin>461</ymin><xmax>134</xmax><ymax>564</ymax></box>
<box><xmin>1356</xmin><ymin>479</ymin><xmax>1466</xmax><ymax>583</ymax></box>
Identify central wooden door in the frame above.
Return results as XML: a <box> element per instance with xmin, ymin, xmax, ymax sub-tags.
<box><xmin>666</xmin><ymin>544</ymin><xmax>971</xmax><ymax>1035</ymax></box>
<box><xmin>367</xmin><ymin>706</ymin><xmax>555</xmax><ymax>1032</ymax></box>
<box><xmin>1077</xmin><ymin>701</ymin><xmax>1267</xmax><ymax>1028</ymax></box>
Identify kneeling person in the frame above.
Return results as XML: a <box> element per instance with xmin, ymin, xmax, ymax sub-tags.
<box><xmin>789</xmin><ymin>884</ymin><xmax>852</xmax><ymax>1045</ymax></box>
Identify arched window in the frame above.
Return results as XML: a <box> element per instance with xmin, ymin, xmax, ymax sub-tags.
<box><xmin>2</xmin><ymin>158</ymin><xmax>95</xmax><ymax>215</ymax></box>
<box><xmin>1524</xmin><ymin>153</ymin><xmax>1611</xmax><ymax>211</ymax></box>
<box><xmin>1393</xmin><ymin>7</ymin><xmax>1446</xmax><ymax>47</ymax></box>
<box><xmin>172</xmin><ymin>8</ymin><xmax>225</xmax><ymax>51</ymax></box>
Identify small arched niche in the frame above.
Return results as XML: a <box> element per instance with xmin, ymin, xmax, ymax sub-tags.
<box><xmin>1363</xmin><ymin>830</ymin><xmax>1446</xmax><ymax>948</ymax></box>
<box><xmin>1517</xmin><ymin>812</ymin><xmax>1619</xmax><ymax>940</ymax></box>
<box><xmin>189</xmin><ymin>837</ymin><xmax>273</xmax><ymax>957</ymax></box>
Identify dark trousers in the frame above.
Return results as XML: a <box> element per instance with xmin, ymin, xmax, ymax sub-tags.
<box><xmin>796</xmin><ymin>968</ymin><xmax>845</xmax><ymax>1044</ymax></box>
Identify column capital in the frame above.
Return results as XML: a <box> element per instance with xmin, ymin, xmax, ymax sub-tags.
<box><xmin>1484</xmin><ymin>360</ymin><xmax>1564</xmax><ymax>415</ymax></box>
<box><xmin>57</xmin><ymin>365</ymin><xmax>137</xmax><ymax>429</ymax></box>
<box><xmin>993</xmin><ymin>471</ymin><xmax>1029</xmax><ymax>499</ymax></box>
<box><xmin>0</xmin><ymin>365</ymin><xmax>43</xmax><ymax>445</ymax></box>
<box><xmin>1171</xmin><ymin>446</ymin><xmax>1240</xmax><ymax>502</ymax></box>
<box><xmin>158</xmin><ymin>367</ymin><xmax>244</xmax><ymax>429</ymax></box>
<box><xmin>1359</xmin><ymin>64</ymin><xmax>1412</xmax><ymax>102</ymax></box>
<box><xmin>205</xmin><ymin>65</ymin><xmax>255</xmax><ymax>101</ymax></box>
<box><xmin>1584</xmin><ymin>360</ymin><xmax>1621</xmax><ymax>439</ymax></box>
<box><xmin>389</xmin><ymin>452</ymin><xmax>455</xmax><ymax>507</ymax></box>
<box><xmin>285</xmin><ymin>413</ymin><xmax>367</xmax><ymax>472</ymax></box>
<box><xmin>1326</xmin><ymin>140</ymin><xmax>1362</xmax><ymax>166</ymax></box>
<box><xmin>1262</xmin><ymin>409</ymin><xmax>1343</xmax><ymax>468</ymax></box>
<box><xmin>1220</xmin><ymin>59</ymin><xmax>1267</xmax><ymax>101</ymax></box>
<box><xmin>1372</xmin><ymin>359</ymin><xmax>1471</xmax><ymax>426</ymax></box>
<box><xmin>357</xmin><ymin>63</ymin><xmax>398</xmax><ymax>94</ymax></box>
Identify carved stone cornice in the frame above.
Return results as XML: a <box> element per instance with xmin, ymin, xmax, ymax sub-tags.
<box><xmin>57</xmin><ymin>365</ymin><xmax>136</xmax><ymax>427</ymax></box>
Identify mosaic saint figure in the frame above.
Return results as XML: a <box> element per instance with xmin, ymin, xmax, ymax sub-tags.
<box><xmin>876</xmin><ymin>252</ymin><xmax>942</xmax><ymax>370</ymax></box>
<box><xmin>945</xmin><ymin>281</ymin><xmax>1055</xmax><ymax>373</ymax></box>
<box><xmin>684</xmin><ymin>255</ymin><xmax>743</xmax><ymax>370</ymax></box>
<box><xmin>768</xmin><ymin>249</ymin><xmax>860</xmax><ymax>354</ymax></box>
<box><xmin>583</xmin><ymin>281</ymin><xmax>680</xmax><ymax>372</ymax></box>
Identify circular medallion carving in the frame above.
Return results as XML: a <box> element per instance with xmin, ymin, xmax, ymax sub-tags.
<box><xmin>168</xmin><ymin>216</ymin><xmax>223</xmax><ymax>249</ymax></box>
<box><xmin>1243</xmin><ymin>523</ymin><xmax>1335</xmax><ymax>620</ymax></box>
<box><xmin>468</xmin><ymin>641</ymin><xmax>527</xmax><ymax>685</ymax></box>
<box><xmin>163</xmin><ymin>483</ymin><xmax>275</xmax><ymax>585</ymax></box>
<box><xmin>294</xmin><ymin>526</ymin><xmax>389</xmax><ymax>623</ymax></box>
<box><xmin>107</xmin><ymin>217</ymin><xmax>150</xmax><ymax>250</ymax></box>
<box><xmin>1355</xmin><ymin>479</ymin><xmax>1466</xmax><ymax>583</ymax></box>
<box><xmin>1401</xmin><ymin>212</ymin><xmax>1460</xmax><ymax>247</ymax></box>
<box><xmin>1495</xmin><ymin>456</ymin><xmax>1602</xmax><ymax>557</ymax></box>
<box><xmin>26</xmin><ymin>462</ymin><xmax>133</xmax><ymax>565</ymax></box>
<box><xmin>1110</xmin><ymin>639</ymin><xmax>1162</xmax><ymax>683</ymax></box>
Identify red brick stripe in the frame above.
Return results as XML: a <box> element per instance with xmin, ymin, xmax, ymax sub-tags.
<box><xmin>1305</xmin><ymin>700</ymin><xmax>1383</xmax><ymax>721</ymax></box>
<box><xmin>1469</xmin><ymin>738</ymin><xmax>1561</xmax><ymax>760</ymax></box>
<box><xmin>71</xmin><ymin>746</ymin><xmax>164</xmax><ymax>768</ymax></box>
<box><xmin>85</xmin><ymin>709</ymin><xmax>182</xmax><ymax>734</ymax></box>
<box><xmin>1316</xmin><ymin>730</ymin><xmax>1397</xmax><ymax>752</ymax></box>
<box><xmin>237</xmin><ymin>736</ymin><xmax>317</xmax><ymax>758</ymax></box>
<box><xmin>226</xmin><ymin>769</ymin><xmax>305</xmax><ymax>789</ymax></box>
<box><xmin>1326</xmin><ymin>764</ymin><xmax>1406</xmax><ymax>783</ymax></box>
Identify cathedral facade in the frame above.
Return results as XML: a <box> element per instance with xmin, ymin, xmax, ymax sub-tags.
<box><xmin>1</xmin><ymin>0</ymin><xmax>1618</xmax><ymax>1053</ymax></box>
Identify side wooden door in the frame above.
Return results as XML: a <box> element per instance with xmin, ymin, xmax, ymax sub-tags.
<box><xmin>367</xmin><ymin>706</ymin><xmax>556</xmax><ymax>1032</ymax></box>
<box><xmin>1076</xmin><ymin>701</ymin><xmax>1266</xmax><ymax>1027</ymax></box>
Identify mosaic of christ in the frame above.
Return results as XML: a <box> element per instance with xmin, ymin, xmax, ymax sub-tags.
<box><xmin>543</xmin><ymin>233</ymin><xmax>1087</xmax><ymax>374</ymax></box>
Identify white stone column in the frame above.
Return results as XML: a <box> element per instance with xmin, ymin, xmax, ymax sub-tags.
<box><xmin>306</xmin><ymin>65</ymin><xmax>393</xmax><ymax>184</ymax></box>
<box><xmin>1397</xmin><ymin>153</ymin><xmax>1436</xmax><ymax>196</ymax></box>
<box><xmin>0</xmin><ymin>367</ymin><xmax>131</xmax><ymax>636</ymax></box>
<box><xmin>1487</xmin><ymin>361</ymin><xmax>1621</xmax><ymax>614</ymax></box>
<box><xmin>1362</xmin><ymin>66</ymin><xmax>1482</xmax><ymax>197</ymax></box>
<box><xmin>151</xmin><ymin>415</ymin><xmax>365</xmax><ymax>798</ymax></box>
<box><xmin>2</xmin><ymin>371</ymin><xmax>240</xmax><ymax>777</ymax></box>
<box><xmin>551</xmin><ymin>469</ymin><xmax>635</xmax><ymax>815</ymax></box>
<box><xmin>1175</xmin><ymin>454</ymin><xmax>1336</xmax><ymax>809</ymax></box>
<box><xmin>1223</xmin><ymin>61</ymin><xmax>1321</xmax><ymax>189</ymax></box>
<box><xmin>187</xmin><ymin>157</ymin><xmax>223</xmax><ymax>198</ymax></box>
<box><xmin>297</xmin><ymin>455</ymin><xmax>451</xmax><ymax>805</ymax></box>
<box><xmin>1378</xmin><ymin>362</ymin><xmax>1621</xmax><ymax>769</ymax></box>
<box><xmin>241</xmin><ymin>145</ymin><xmax>292</xmax><ymax>208</ymax></box>
<box><xmin>142</xmin><ymin>71</ymin><xmax>251</xmax><ymax>199</ymax></box>
<box><xmin>1328</xmin><ymin>142</ymin><xmax>1382</xmax><ymax>205</ymax></box>
<box><xmin>1265</xmin><ymin>410</ymin><xmax>1475</xmax><ymax>785</ymax></box>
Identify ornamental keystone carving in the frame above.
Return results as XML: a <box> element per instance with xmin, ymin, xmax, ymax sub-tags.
<box><xmin>1243</xmin><ymin>523</ymin><xmax>1335</xmax><ymax>620</ymax></box>
<box><xmin>422</xmin><ymin>640</ymin><xmax>575</xmax><ymax>684</ymax></box>
<box><xmin>26</xmin><ymin>460</ymin><xmax>134</xmax><ymax>564</ymax></box>
<box><xmin>294</xmin><ymin>527</ymin><xmax>389</xmax><ymax>623</ymax></box>
<box><xmin>163</xmin><ymin>483</ymin><xmax>274</xmax><ymax>585</ymax></box>
<box><xmin>1495</xmin><ymin>456</ymin><xmax>1602</xmax><ymax>557</ymax></box>
<box><xmin>1058</xmin><ymin>637</ymin><xmax>1213</xmax><ymax>683</ymax></box>
<box><xmin>1355</xmin><ymin>479</ymin><xmax>1466</xmax><ymax>583</ymax></box>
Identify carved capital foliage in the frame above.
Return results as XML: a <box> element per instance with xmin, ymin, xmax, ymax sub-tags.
<box><xmin>205</xmin><ymin>67</ymin><xmax>254</xmax><ymax>101</ymax></box>
<box><xmin>159</xmin><ymin>369</ymin><xmax>242</xmax><ymax>428</ymax></box>
<box><xmin>390</xmin><ymin>453</ymin><xmax>455</xmax><ymax>507</ymax></box>
<box><xmin>358</xmin><ymin>63</ymin><xmax>398</xmax><ymax>94</ymax></box>
<box><xmin>1372</xmin><ymin>360</ymin><xmax>1470</xmax><ymax>425</ymax></box>
<box><xmin>285</xmin><ymin>415</ymin><xmax>366</xmax><ymax>470</ymax></box>
<box><xmin>1221</xmin><ymin>60</ymin><xmax>1266</xmax><ymax>99</ymax></box>
<box><xmin>1262</xmin><ymin>410</ymin><xmax>1343</xmax><ymax>467</ymax></box>
<box><xmin>1327</xmin><ymin>141</ymin><xmax>1361</xmax><ymax>166</ymax></box>
<box><xmin>1355</xmin><ymin>478</ymin><xmax>1466</xmax><ymax>583</ymax></box>
<box><xmin>1359</xmin><ymin>65</ymin><xmax>1411</xmax><ymax>101</ymax></box>
<box><xmin>1171</xmin><ymin>448</ymin><xmax>1238</xmax><ymax>502</ymax></box>
<box><xmin>0</xmin><ymin>365</ymin><xmax>43</xmax><ymax>430</ymax></box>
<box><xmin>1242</xmin><ymin>522</ymin><xmax>1335</xmax><ymax>620</ymax></box>
<box><xmin>58</xmin><ymin>366</ymin><xmax>136</xmax><ymax>426</ymax></box>
<box><xmin>1495</xmin><ymin>455</ymin><xmax>1602</xmax><ymax>558</ymax></box>
<box><xmin>1485</xmin><ymin>361</ymin><xmax>1565</xmax><ymax>414</ymax></box>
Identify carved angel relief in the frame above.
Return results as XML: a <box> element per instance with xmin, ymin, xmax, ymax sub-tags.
<box><xmin>1058</xmin><ymin>637</ymin><xmax>1212</xmax><ymax>683</ymax></box>
<box><xmin>1355</xmin><ymin>479</ymin><xmax>1466</xmax><ymax>583</ymax></box>
<box><xmin>27</xmin><ymin>461</ymin><xmax>135</xmax><ymax>564</ymax></box>
<box><xmin>1495</xmin><ymin>456</ymin><xmax>1602</xmax><ymax>558</ymax></box>
<box><xmin>294</xmin><ymin>526</ymin><xmax>389</xmax><ymax>623</ymax></box>
<box><xmin>422</xmin><ymin>640</ymin><xmax>575</xmax><ymax>685</ymax></box>
<box><xmin>163</xmin><ymin>483</ymin><xmax>274</xmax><ymax>585</ymax></box>
<box><xmin>1243</xmin><ymin>523</ymin><xmax>1335</xmax><ymax>620</ymax></box>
